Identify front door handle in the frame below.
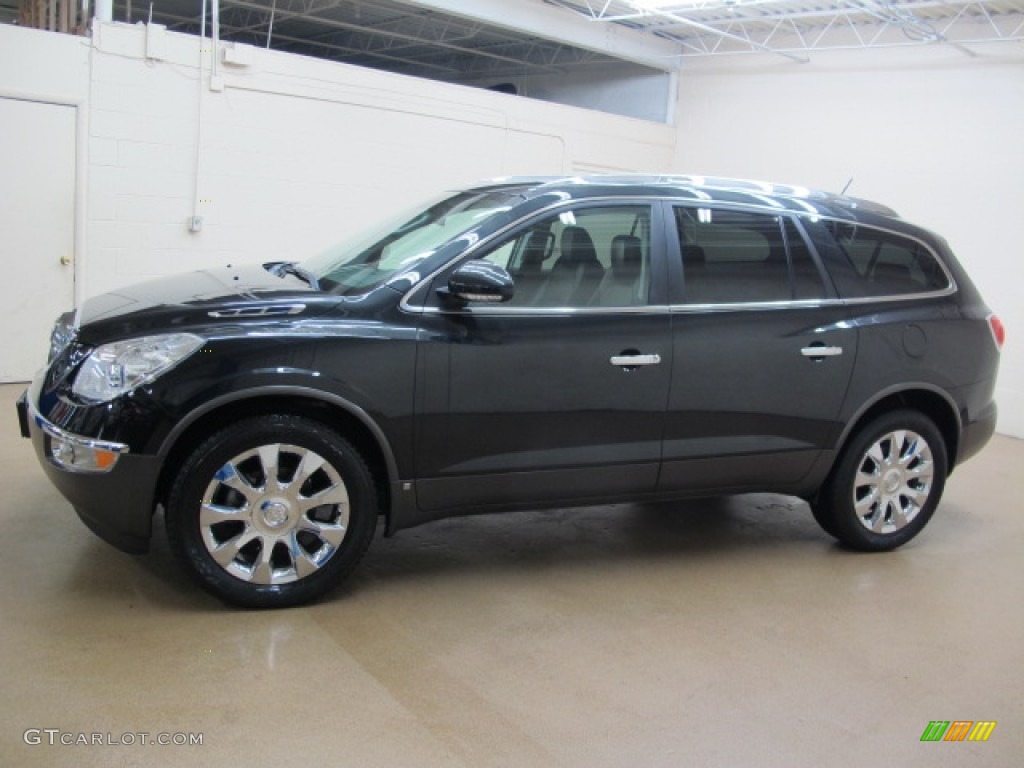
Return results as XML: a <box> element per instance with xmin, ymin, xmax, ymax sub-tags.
<box><xmin>610</xmin><ymin>353</ymin><xmax>661</xmax><ymax>368</ymax></box>
<box><xmin>801</xmin><ymin>344</ymin><xmax>843</xmax><ymax>358</ymax></box>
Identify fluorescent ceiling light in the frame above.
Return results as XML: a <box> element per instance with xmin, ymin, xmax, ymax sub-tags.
<box><xmin>631</xmin><ymin>0</ymin><xmax>710</xmax><ymax>8</ymax></box>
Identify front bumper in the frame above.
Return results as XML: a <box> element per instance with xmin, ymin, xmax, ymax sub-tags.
<box><xmin>18</xmin><ymin>383</ymin><xmax>160</xmax><ymax>554</ymax></box>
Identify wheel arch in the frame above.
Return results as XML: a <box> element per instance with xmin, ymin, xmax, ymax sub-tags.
<box><xmin>836</xmin><ymin>384</ymin><xmax>962</xmax><ymax>473</ymax></box>
<box><xmin>154</xmin><ymin>387</ymin><xmax>400</xmax><ymax>527</ymax></box>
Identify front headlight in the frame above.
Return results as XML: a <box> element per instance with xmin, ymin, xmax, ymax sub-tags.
<box><xmin>72</xmin><ymin>333</ymin><xmax>205</xmax><ymax>402</ymax></box>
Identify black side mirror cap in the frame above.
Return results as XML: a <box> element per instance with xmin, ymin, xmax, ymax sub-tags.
<box><xmin>442</xmin><ymin>260</ymin><xmax>515</xmax><ymax>304</ymax></box>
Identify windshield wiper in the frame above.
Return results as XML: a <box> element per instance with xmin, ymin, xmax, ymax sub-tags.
<box><xmin>270</xmin><ymin>262</ymin><xmax>320</xmax><ymax>290</ymax></box>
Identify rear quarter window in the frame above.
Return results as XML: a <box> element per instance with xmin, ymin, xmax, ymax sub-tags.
<box><xmin>821</xmin><ymin>221</ymin><xmax>951</xmax><ymax>298</ymax></box>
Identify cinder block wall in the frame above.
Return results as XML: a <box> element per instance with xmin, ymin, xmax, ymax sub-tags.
<box><xmin>79</xmin><ymin>21</ymin><xmax>676</xmax><ymax>298</ymax></box>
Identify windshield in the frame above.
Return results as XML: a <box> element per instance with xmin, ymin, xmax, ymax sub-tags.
<box><xmin>300</xmin><ymin>187</ymin><xmax>528</xmax><ymax>295</ymax></box>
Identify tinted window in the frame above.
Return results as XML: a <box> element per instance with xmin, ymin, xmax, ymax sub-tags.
<box><xmin>303</xmin><ymin>187</ymin><xmax>526</xmax><ymax>296</ymax></box>
<box><xmin>674</xmin><ymin>207</ymin><xmax>825</xmax><ymax>304</ymax></box>
<box><xmin>824</xmin><ymin>221</ymin><xmax>950</xmax><ymax>296</ymax></box>
<box><xmin>480</xmin><ymin>206</ymin><xmax>652</xmax><ymax>307</ymax></box>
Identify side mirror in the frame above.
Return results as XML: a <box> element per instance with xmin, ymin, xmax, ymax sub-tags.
<box><xmin>443</xmin><ymin>260</ymin><xmax>514</xmax><ymax>304</ymax></box>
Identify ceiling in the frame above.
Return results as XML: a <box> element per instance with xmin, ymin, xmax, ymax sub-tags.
<box><xmin>554</xmin><ymin>0</ymin><xmax>1024</xmax><ymax>62</ymax></box>
<box><xmin>3</xmin><ymin>0</ymin><xmax>1023</xmax><ymax>75</ymax></box>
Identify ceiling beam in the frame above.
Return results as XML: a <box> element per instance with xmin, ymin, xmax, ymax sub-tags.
<box><xmin>383</xmin><ymin>0</ymin><xmax>683</xmax><ymax>71</ymax></box>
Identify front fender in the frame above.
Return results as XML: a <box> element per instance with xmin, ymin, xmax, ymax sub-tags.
<box><xmin>154</xmin><ymin>381</ymin><xmax>402</xmax><ymax>487</ymax></box>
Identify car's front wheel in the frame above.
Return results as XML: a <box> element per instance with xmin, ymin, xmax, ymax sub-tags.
<box><xmin>814</xmin><ymin>409</ymin><xmax>948</xmax><ymax>551</ymax></box>
<box><xmin>166</xmin><ymin>415</ymin><xmax>377</xmax><ymax>608</ymax></box>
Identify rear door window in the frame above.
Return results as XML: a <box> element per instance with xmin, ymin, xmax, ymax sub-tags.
<box><xmin>673</xmin><ymin>207</ymin><xmax>826</xmax><ymax>305</ymax></box>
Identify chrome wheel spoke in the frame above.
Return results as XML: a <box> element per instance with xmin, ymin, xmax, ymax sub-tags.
<box><xmin>866</xmin><ymin>441</ymin><xmax>886</xmax><ymax>467</ymax></box>
<box><xmin>889</xmin><ymin>502</ymin><xmax>912</xmax><ymax>530</ymax></box>
<box><xmin>214</xmin><ymin>460</ymin><xmax>263</xmax><ymax>504</ymax></box>
<box><xmin>298</xmin><ymin>517</ymin><xmax>347</xmax><ymax>549</ymax></box>
<box><xmin>251</xmin><ymin>537</ymin><xmax>276</xmax><ymax>584</ymax></box>
<box><xmin>898</xmin><ymin>438</ymin><xmax>922</xmax><ymax>466</ymax></box>
<box><xmin>902</xmin><ymin>485</ymin><xmax>927</xmax><ymax>506</ymax></box>
<box><xmin>856</xmin><ymin>467</ymin><xmax>880</xmax><ymax>485</ymax></box>
<box><xmin>291</xmin><ymin>449</ymin><xmax>326</xmax><ymax>489</ymax></box>
<box><xmin>200</xmin><ymin>502</ymin><xmax>245</xmax><ymax>526</ymax></box>
<box><xmin>906</xmin><ymin>461</ymin><xmax>933</xmax><ymax>483</ymax></box>
<box><xmin>293</xmin><ymin>551</ymin><xmax>320</xmax><ymax>579</ymax></box>
<box><xmin>286</xmin><ymin>534</ymin><xmax>322</xmax><ymax>579</ymax></box>
<box><xmin>871</xmin><ymin>500</ymin><xmax>894</xmax><ymax>532</ymax></box>
<box><xmin>298</xmin><ymin>483</ymin><xmax>348</xmax><ymax>513</ymax></box>
<box><xmin>854</xmin><ymin>487</ymin><xmax>879</xmax><ymax>515</ymax></box>
<box><xmin>257</xmin><ymin>444</ymin><xmax>281</xmax><ymax>490</ymax></box>
<box><xmin>211</xmin><ymin>528</ymin><xmax>259</xmax><ymax>568</ymax></box>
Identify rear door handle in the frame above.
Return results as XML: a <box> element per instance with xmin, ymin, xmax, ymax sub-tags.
<box><xmin>801</xmin><ymin>345</ymin><xmax>843</xmax><ymax>358</ymax></box>
<box><xmin>610</xmin><ymin>354</ymin><xmax>661</xmax><ymax>367</ymax></box>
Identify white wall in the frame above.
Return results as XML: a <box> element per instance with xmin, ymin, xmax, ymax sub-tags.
<box><xmin>0</xmin><ymin>25</ymin><xmax>90</xmax><ymax>309</ymax></box>
<box><xmin>0</xmin><ymin>24</ymin><xmax>89</xmax><ymax>100</ymax></box>
<box><xmin>674</xmin><ymin>45</ymin><xmax>1024</xmax><ymax>437</ymax></box>
<box><xmin>79</xmin><ymin>22</ymin><xmax>676</xmax><ymax>300</ymax></box>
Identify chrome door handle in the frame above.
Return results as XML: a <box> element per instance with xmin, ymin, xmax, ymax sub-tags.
<box><xmin>610</xmin><ymin>354</ymin><xmax>661</xmax><ymax>367</ymax></box>
<box><xmin>801</xmin><ymin>345</ymin><xmax>843</xmax><ymax>358</ymax></box>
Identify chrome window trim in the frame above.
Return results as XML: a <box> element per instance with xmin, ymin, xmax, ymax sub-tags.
<box><xmin>398</xmin><ymin>193</ymin><xmax>958</xmax><ymax>316</ymax></box>
<box><xmin>837</xmin><ymin>286</ymin><xmax>957</xmax><ymax>304</ymax></box>
<box><xmin>670</xmin><ymin>299</ymin><xmax>832</xmax><ymax>313</ymax></box>
<box><xmin>667</xmin><ymin>288</ymin><xmax>956</xmax><ymax>314</ymax></box>
<box><xmin>425</xmin><ymin>304</ymin><xmax>673</xmax><ymax>317</ymax></box>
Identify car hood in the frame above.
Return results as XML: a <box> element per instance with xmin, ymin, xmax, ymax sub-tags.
<box><xmin>76</xmin><ymin>264</ymin><xmax>344</xmax><ymax>343</ymax></box>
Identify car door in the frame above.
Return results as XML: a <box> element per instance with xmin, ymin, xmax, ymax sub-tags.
<box><xmin>414</xmin><ymin>201</ymin><xmax>673</xmax><ymax>513</ymax></box>
<box><xmin>659</xmin><ymin>203</ymin><xmax>858</xmax><ymax>493</ymax></box>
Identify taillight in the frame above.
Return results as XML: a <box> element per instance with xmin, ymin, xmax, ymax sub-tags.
<box><xmin>987</xmin><ymin>313</ymin><xmax>1005</xmax><ymax>349</ymax></box>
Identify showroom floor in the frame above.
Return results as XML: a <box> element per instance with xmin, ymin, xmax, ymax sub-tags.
<box><xmin>1</xmin><ymin>383</ymin><xmax>1021</xmax><ymax>767</ymax></box>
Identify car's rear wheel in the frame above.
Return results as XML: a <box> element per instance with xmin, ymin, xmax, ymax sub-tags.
<box><xmin>166</xmin><ymin>415</ymin><xmax>377</xmax><ymax>608</ymax></box>
<box><xmin>814</xmin><ymin>409</ymin><xmax>947</xmax><ymax>551</ymax></box>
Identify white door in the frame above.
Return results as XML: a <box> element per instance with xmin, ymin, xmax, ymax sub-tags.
<box><xmin>0</xmin><ymin>97</ymin><xmax>76</xmax><ymax>382</ymax></box>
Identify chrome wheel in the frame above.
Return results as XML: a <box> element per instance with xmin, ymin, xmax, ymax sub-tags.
<box><xmin>200</xmin><ymin>443</ymin><xmax>350</xmax><ymax>585</ymax></box>
<box><xmin>852</xmin><ymin>429</ymin><xmax>934</xmax><ymax>535</ymax></box>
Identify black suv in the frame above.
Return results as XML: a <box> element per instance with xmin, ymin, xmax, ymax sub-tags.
<box><xmin>18</xmin><ymin>175</ymin><xmax>1003</xmax><ymax>608</ymax></box>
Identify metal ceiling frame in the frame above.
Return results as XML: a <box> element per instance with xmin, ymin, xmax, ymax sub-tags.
<box><xmin>549</xmin><ymin>0</ymin><xmax>1024</xmax><ymax>60</ymax></box>
<box><xmin>9</xmin><ymin>0</ymin><xmax>1021</xmax><ymax>74</ymax></box>
<box><xmin>142</xmin><ymin>0</ymin><xmax>655</xmax><ymax>79</ymax></box>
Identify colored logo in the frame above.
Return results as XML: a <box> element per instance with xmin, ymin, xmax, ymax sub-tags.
<box><xmin>920</xmin><ymin>721</ymin><xmax>996</xmax><ymax>742</ymax></box>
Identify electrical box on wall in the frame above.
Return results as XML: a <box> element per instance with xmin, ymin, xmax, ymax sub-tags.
<box><xmin>222</xmin><ymin>43</ymin><xmax>254</xmax><ymax>67</ymax></box>
<box><xmin>145</xmin><ymin>23</ymin><xmax>168</xmax><ymax>61</ymax></box>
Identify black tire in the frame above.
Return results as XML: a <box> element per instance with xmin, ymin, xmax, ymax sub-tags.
<box><xmin>809</xmin><ymin>498</ymin><xmax>839</xmax><ymax>539</ymax></box>
<box><xmin>166</xmin><ymin>415</ymin><xmax>377</xmax><ymax>608</ymax></box>
<box><xmin>814</xmin><ymin>409</ymin><xmax>948</xmax><ymax>552</ymax></box>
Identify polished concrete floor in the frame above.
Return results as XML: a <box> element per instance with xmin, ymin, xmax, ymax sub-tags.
<box><xmin>1</xmin><ymin>382</ymin><xmax>1021</xmax><ymax>767</ymax></box>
